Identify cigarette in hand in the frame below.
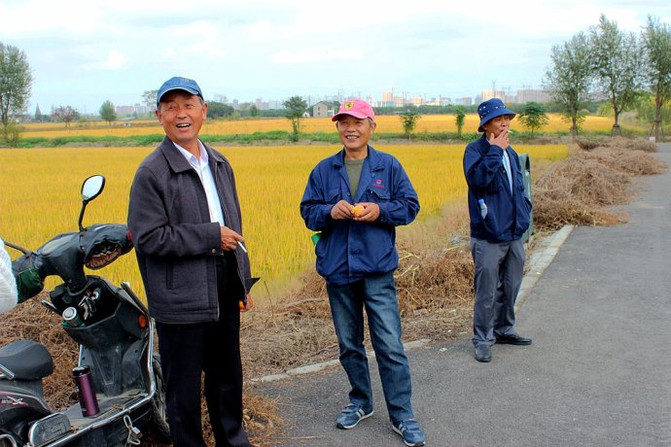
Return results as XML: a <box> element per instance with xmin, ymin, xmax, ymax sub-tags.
<box><xmin>507</xmin><ymin>130</ymin><xmax>513</xmax><ymax>134</ymax></box>
<box><xmin>237</xmin><ymin>241</ymin><xmax>248</xmax><ymax>253</ymax></box>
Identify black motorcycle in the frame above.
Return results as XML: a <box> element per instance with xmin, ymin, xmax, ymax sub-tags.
<box><xmin>0</xmin><ymin>175</ymin><xmax>170</xmax><ymax>446</ymax></box>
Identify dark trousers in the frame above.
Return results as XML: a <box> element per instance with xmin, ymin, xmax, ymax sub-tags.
<box><xmin>470</xmin><ymin>237</ymin><xmax>525</xmax><ymax>347</ymax></box>
<box><xmin>156</xmin><ymin>254</ymin><xmax>250</xmax><ymax>447</ymax></box>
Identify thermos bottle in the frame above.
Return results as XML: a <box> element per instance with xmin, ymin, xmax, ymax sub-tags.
<box><xmin>73</xmin><ymin>365</ymin><xmax>99</xmax><ymax>417</ymax></box>
<box><xmin>62</xmin><ymin>307</ymin><xmax>84</xmax><ymax>327</ymax></box>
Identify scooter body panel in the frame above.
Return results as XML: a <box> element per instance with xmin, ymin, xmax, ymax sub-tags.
<box><xmin>1</xmin><ymin>176</ymin><xmax>169</xmax><ymax>446</ymax></box>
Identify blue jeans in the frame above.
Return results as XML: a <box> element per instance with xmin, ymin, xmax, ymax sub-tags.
<box><xmin>326</xmin><ymin>271</ymin><xmax>414</xmax><ymax>424</ymax></box>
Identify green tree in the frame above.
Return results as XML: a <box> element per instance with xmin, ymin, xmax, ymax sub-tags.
<box><xmin>399</xmin><ymin>110</ymin><xmax>421</xmax><ymax>140</ymax></box>
<box><xmin>99</xmin><ymin>100</ymin><xmax>117</xmax><ymax>126</ymax></box>
<box><xmin>641</xmin><ymin>15</ymin><xmax>671</xmax><ymax>141</ymax></box>
<box><xmin>207</xmin><ymin>101</ymin><xmax>235</xmax><ymax>119</ymax></box>
<box><xmin>142</xmin><ymin>90</ymin><xmax>158</xmax><ymax>110</ymax></box>
<box><xmin>590</xmin><ymin>14</ymin><xmax>643</xmax><ymax>135</ymax></box>
<box><xmin>454</xmin><ymin>106</ymin><xmax>466</xmax><ymax>137</ymax></box>
<box><xmin>52</xmin><ymin>106</ymin><xmax>78</xmax><ymax>128</ymax></box>
<box><xmin>283</xmin><ymin>96</ymin><xmax>307</xmax><ymax>142</ymax></box>
<box><xmin>0</xmin><ymin>42</ymin><xmax>32</xmax><ymax>144</ymax></box>
<box><xmin>544</xmin><ymin>32</ymin><xmax>593</xmax><ymax>138</ymax></box>
<box><xmin>517</xmin><ymin>102</ymin><xmax>550</xmax><ymax>134</ymax></box>
<box><xmin>250</xmin><ymin>104</ymin><xmax>259</xmax><ymax>117</ymax></box>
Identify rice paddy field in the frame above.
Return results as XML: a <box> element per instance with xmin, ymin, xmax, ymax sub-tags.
<box><xmin>18</xmin><ymin>113</ymin><xmax>627</xmax><ymax>139</ymax></box>
<box><xmin>0</xmin><ymin>140</ymin><xmax>568</xmax><ymax>301</ymax></box>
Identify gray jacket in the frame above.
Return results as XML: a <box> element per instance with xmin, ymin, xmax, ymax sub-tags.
<box><xmin>127</xmin><ymin>137</ymin><xmax>253</xmax><ymax>324</ymax></box>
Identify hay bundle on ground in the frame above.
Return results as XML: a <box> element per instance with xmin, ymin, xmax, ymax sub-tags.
<box><xmin>608</xmin><ymin>136</ymin><xmax>659</xmax><ymax>153</ymax></box>
<box><xmin>532</xmin><ymin>142</ymin><xmax>667</xmax><ymax>231</ymax></box>
<box><xmin>584</xmin><ymin>146</ymin><xmax>666</xmax><ymax>176</ymax></box>
<box><xmin>576</xmin><ymin>136</ymin><xmax>659</xmax><ymax>153</ymax></box>
<box><xmin>0</xmin><ymin>297</ymin><xmax>78</xmax><ymax>411</ymax></box>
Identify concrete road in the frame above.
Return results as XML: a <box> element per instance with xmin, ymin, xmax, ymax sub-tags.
<box><xmin>254</xmin><ymin>143</ymin><xmax>671</xmax><ymax>447</ymax></box>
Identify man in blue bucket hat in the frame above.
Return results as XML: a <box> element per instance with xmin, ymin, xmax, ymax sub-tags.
<box><xmin>463</xmin><ymin>98</ymin><xmax>533</xmax><ymax>363</ymax></box>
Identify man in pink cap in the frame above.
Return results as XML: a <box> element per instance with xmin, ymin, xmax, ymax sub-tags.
<box><xmin>301</xmin><ymin>99</ymin><xmax>426</xmax><ymax>446</ymax></box>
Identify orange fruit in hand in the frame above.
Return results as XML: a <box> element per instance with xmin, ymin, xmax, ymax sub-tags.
<box><xmin>352</xmin><ymin>205</ymin><xmax>365</xmax><ymax>217</ymax></box>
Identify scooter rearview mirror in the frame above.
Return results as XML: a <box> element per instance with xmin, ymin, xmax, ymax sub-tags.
<box><xmin>81</xmin><ymin>175</ymin><xmax>105</xmax><ymax>203</ymax></box>
<box><xmin>79</xmin><ymin>175</ymin><xmax>106</xmax><ymax>232</ymax></box>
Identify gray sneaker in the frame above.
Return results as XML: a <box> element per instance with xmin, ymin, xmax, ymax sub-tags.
<box><xmin>392</xmin><ymin>418</ymin><xmax>426</xmax><ymax>446</ymax></box>
<box><xmin>336</xmin><ymin>404</ymin><xmax>374</xmax><ymax>429</ymax></box>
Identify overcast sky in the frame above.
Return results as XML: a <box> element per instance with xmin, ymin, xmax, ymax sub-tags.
<box><xmin>2</xmin><ymin>0</ymin><xmax>670</xmax><ymax>114</ymax></box>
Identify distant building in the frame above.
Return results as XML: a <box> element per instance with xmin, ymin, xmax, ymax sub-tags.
<box><xmin>481</xmin><ymin>89</ymin><xmax>506</xmax><ymax>101</ymax></box>
<box><xmin>408</xmin><ymin>95</ymin><xmax>425</xmax><ymax>106</ymax></box>
<box><xmin>455</xmin><ymin>97</ymin><xmax>473</xmax><ymax>106</ymax></box>
<box><xmin>115</xmin><ymin>103</ymin><xmax>149</xmax><ymax>117</ymax></box>
<box><xmin>312</xmin><ymin>101</ymin><xmax>334</xmax><ymax>118</ymax></box>
<box><xmin>426</xmin><ymin>96</ymin><xmax>452</xmax><ymax>106</ymax></box>
<box><xmin>254</xmin><ymin>98</ymin><xmax>271</xmax><ymax>110</ymax></box>
<box><xmin>381</xmin><ymin>91</ymin><xmax>394</xmax><ymax>107</ymax></box>
<box><xmin>516</xmin><ymin>89</ymin><xmax>551</xmax><ymax>104</ymax></box>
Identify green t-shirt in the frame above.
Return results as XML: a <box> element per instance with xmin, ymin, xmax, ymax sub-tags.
<box><xmin>344</xmin><ymin>158</ymin><xmax>365</xmax><ymax>197</ymax></box>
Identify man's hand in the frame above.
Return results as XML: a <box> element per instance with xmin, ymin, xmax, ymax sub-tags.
<box><xmin>330</xmin><ymin>200</ymin><xmax>355</xmax><ymax>220</ymax></box>
<box><xmin>352</xmin><ymin>202</ymin><xmax>380</xmax><ymax>222</ymax></box>
<box><xmin>488</xmin><ymin>129</ymin><xmax>510</xmax><ymax>149</ymax></box>
<box><xmin>239</xmin><ymin>295</ymin><xmax>253</xmax><ymax>312</ymax></box>
<box><xmin>220</xmin><ymin>226</ymin><xmax>244</xmax><ymax>251</ymax></box>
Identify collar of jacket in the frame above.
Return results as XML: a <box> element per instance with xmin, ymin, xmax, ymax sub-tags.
<box><xmin>333</xmin><ymin>145</ymin><xmax>384</xmax><ymax>171</ymax></box>
<box><xmin>159</xmin><ymin>136</ymin><xmax>227</xmax><ymax>173</ymax></box>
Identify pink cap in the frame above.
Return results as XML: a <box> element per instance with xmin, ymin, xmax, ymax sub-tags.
<box><xmin>332</xmin><ymin>99</ymin><xmax>375</xmax><ymax>122</ymax></box>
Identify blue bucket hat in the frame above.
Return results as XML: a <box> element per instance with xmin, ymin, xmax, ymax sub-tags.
<box><xmin>156</xmin><ymin>76</ymin><xmax>204</xmax><ymax>107</ymax></box>
<box><xmin>477</xmin><ymin>98</ymin><xmax>516</xmax><ymax>132</ymax></box>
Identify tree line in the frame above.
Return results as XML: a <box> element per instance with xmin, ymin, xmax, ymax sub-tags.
<box><xmin>545</xmin><ymin>14</ymin><xmax>671</xmax><ymax>140</ymax></box>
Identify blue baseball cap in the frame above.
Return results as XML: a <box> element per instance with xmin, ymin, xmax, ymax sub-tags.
<box><xmin>477</xmin><ymin>98</ymin><xmax>516</xmax><ymax>132</ymax></box>
<box><xmin>156</xmin><ymin>76</ymin><xmax>204</xmax><ymax>107</ymax></box>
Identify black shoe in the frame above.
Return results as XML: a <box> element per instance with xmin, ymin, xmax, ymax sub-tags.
<box><xmin>496</xmin><ymin>333</ymin><xmax>532</xmax><ymax>345</ymax></box>
<box><xmin>474</xmin><ymin>345</ymin><xmax>491</xmax><ymax>362</ymax></box>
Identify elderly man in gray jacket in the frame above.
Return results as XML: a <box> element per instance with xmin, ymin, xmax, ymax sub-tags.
<box><xmin>128</xmin><ymin>76</ymin><xmax>256</xmax><ymax>447</ymax></box>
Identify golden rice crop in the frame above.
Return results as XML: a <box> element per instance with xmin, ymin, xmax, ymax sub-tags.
<box><xmin>19</xmin><ymin>113</ymin><xmax>625</xmax><ymax>139</ymax></box>
<box><xmin>0</xmin><ymin>144</ymin><xmax>567</xmax><ymax>301</ymax></box>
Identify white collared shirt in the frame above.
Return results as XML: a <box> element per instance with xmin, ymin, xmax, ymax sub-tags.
<box><xmin>502</xmin><ymin>149</ymin><xmax>513</xmax><ymax>193</ymax></box>
<box><xmin>173</xmin><ymin>141</ymin><xmax>226</xmax><ymax>226</ymax></box>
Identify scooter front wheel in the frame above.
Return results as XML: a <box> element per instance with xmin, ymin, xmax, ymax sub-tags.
<box><xmin>150</xmin><ymin>355</ymin><xmax>171</xmax><ymax>441</ymax></box>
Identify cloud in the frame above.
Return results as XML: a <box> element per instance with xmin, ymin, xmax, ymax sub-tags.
<box><xmin>271</xmin><ymin>47</ymin><xmax>363</xmax><ymax>64</ymax></box>
<box><xmin>3</xmin><ymin>0</ymin><xmax>670</xmax><ymax>112</ymax></box>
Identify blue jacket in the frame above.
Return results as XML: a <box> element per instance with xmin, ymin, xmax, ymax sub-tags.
<box><xmin>463</xmin><ymin>135</ymin><xmax>532</xmax><ymax>243</ymax></box>
<box><xmin>300</xmin><ymin>146</ymin><xmax>420</xmax><ymax>285</ymax></box>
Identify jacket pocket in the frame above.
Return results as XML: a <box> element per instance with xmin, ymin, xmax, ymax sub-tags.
<box><xmin>165</xmin><ymin>261</ymin><xmax>173</xmax><ymax>289</ymax></box>
<box><xmin>369</xmin><ymin>187</ymin><xmax>390</xmax><ymax>202</ymax></box>
<box><xmin>327</xmin><ymin>188</ymin><xmax>341</xmax><ymax>204</ymax></box>
<box><xmin>481</xmin><ymin>203</ymin><xmax>501</xmax><ymax>237</ymax></box>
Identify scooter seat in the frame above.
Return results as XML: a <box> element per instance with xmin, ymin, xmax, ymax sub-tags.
<box><xmin>0</xmin><ymin>340</ymin><xmax>53</xmax><ymax>380</ymax></box>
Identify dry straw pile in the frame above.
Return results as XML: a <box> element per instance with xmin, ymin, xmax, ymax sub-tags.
<box><xmin>0</xmin><ymin>137</ymin><xmax>665</xmax><ymax>446</ymax></box>
<box><xmin>533</xmin><ymin>137</ymin><xmax>665</xmax><ymax>229</ymax></box>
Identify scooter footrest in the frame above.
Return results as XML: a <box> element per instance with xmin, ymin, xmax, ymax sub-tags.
<box><xmin>28</xmin><ymin>412</ymin><xmax>71</xmax><ymax>446</ymax></box>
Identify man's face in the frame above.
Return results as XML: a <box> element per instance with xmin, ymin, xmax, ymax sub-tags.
<box><xmin>156</xmin><ymin>91</ymin><xmax>207</xmax><ymax>149</ymax></box>
<box><xmin>483</xmin><ymin>114</ymin><xmax>513</xmax><ymax>138</ymax></box>
<box><xmin>336</xmin><ymin>115</ymin><xmax>376</xmax><ymax>154</ymax></box>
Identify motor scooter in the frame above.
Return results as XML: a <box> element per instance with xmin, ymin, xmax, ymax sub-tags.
<box><xmin>0</xmin><ymin>175</ymin><xmax>170</xmax><ymax>446</ymax></box>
